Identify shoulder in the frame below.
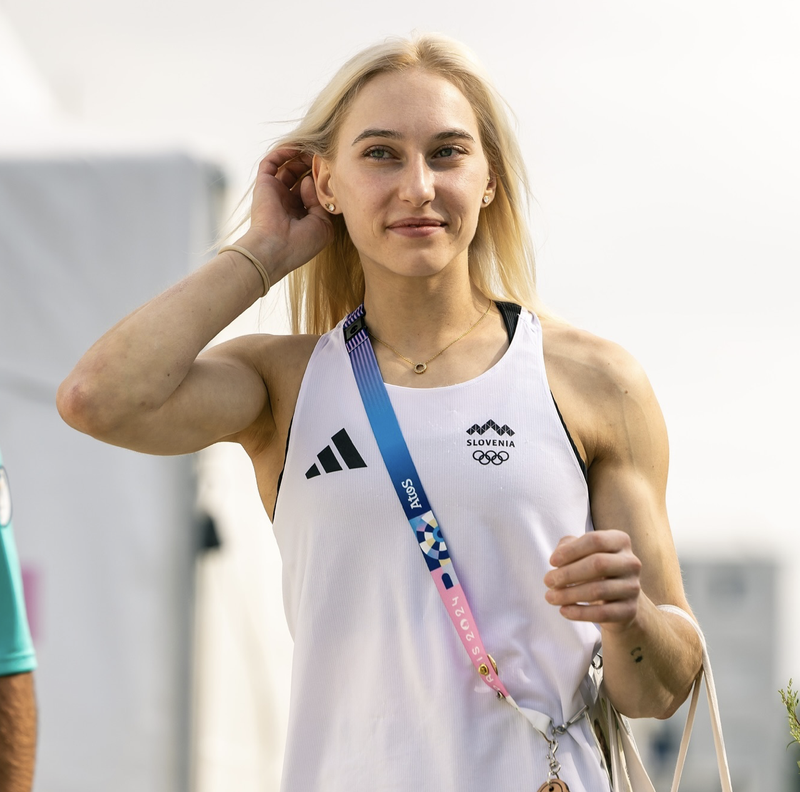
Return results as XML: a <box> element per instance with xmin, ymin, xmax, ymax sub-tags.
<box><xmin>202</xmin><ymin>331</ymin><xmax>321</xmax><ymax>454</ymax></box>
<box><xmin>539</xmin><ymin>317</ymin><xmax>665</xmax><ymax>468</ymax></box>
<box><xmin>540</xmin><ymin>318</ymin><xmax>651</xmax><ymax>399</ymax></box>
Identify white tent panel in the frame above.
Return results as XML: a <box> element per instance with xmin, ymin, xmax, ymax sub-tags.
<box><xmin>0</xmin><ymin>148</ymin><xmax>223</xmax><ymax>791</ymax></box>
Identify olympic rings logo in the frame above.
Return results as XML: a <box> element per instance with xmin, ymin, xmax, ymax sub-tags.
<box><xmin>472</xmin><ymin>450</ymin><xmax>509</xmax><ymax>466</ymax></box>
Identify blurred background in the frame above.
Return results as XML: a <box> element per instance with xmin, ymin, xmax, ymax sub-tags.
<box><xmin>0</xmin><ymin>0</ymin><xmax>798</xmax><ymax>789</ymax></box>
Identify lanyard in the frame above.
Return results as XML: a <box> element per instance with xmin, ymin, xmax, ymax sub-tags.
<box><xmin>343</xmin><ymin>305</ymin><xmax>509</xmax><ymax>699</ymax></box>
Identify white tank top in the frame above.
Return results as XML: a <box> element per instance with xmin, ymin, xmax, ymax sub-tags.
<box><xmin>273</xmin><ymin>308</ymin><xmax>610</xmax><ymax>791</ymax></box>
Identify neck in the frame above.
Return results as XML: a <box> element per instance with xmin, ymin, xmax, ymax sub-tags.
<box><xmin>362</xmin><ymin>270</ymin><xmax>490</xmax><ymax>359</ymax></box>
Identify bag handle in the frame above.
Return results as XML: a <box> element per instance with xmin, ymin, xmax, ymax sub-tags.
<box><xmin>599</xmin><ymin>606</ymin><xmax>733</xmax><ymax>791</ymax></box>
<box><xmin>657</xmin><ymin>604</ymin><xmax>733</xmax><ymax>792</ymax></box>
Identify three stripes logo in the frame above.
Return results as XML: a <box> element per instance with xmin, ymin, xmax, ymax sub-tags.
<box><xmin>305</xmin><ymin>428</ymin><xmax>367</xmax><ymax>479</ymax></box>
<box><xmin>465</xmin><ymin>419</ymin><xmax>515</xmax><ymax>466</ymax></box>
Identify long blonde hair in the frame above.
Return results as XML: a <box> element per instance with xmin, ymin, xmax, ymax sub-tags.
<box><xmin>264</xmin><ymin>33</ymin><xmax>543</xmax><ymax>334</ymax></box>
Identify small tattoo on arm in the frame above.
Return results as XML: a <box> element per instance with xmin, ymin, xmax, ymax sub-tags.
<box><xmin>630</xmin><ymin>646</ymin><xmax>643</xmax><ymax>664</ymax></box>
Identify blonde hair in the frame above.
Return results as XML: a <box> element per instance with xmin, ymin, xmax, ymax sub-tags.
<box><xmin>265</xmin><ymin>33</ymin><xmax>544</xmax><ymax>334</ymax></box>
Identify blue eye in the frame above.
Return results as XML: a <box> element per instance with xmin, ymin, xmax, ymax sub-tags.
<box><xmin>434</xmin><ymin>145</ymin><xmax>467</xmax><ymax>159</ymax></box>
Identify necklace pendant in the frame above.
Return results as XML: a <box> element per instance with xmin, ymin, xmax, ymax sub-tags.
<box><xmin>537</xmin><ymin>781</ymin><xmax>570</xmax><ymax>792</ymax></box>
<box><xmin>413</xmin><ymin>363</ymin><xmax>427</xmax><ymax>374</ymax></box>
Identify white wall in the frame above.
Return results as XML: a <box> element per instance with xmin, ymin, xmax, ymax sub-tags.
<box><xmin>2</xmin><ymin>1</ymin><xmax>798</xmax><ymax>788</ymax></box>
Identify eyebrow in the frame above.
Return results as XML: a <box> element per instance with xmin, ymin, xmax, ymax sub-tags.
<box><xmin>350</xmin><ymin>128</ymin><xmax>477</xmax><ymax>146</ymax></box>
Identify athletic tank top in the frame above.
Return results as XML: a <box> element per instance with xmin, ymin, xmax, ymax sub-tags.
<box><xmin>272</xmin><ymin>308</ymin><xmax>610</xmax><ymax>792</ymax></box>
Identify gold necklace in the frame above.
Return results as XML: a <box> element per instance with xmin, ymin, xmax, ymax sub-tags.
<box><xmin>369</xmin><ymin>302</ymin><xmax>492</xmax><ymax>374</ymax></box>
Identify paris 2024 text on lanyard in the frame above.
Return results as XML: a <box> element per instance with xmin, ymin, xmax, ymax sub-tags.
<box><xmin>343</xmin><ymin>304</ymin><xmax>588</xmax><ymax>792</ymax></box>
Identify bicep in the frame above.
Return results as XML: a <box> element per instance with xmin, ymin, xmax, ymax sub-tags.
<box><xmin>100</xmin><ymin>339</ymin><xmax>271</xmax><ymax>456</ymax></box>
<box><xmin>587</xmin><ymin>366</ymin><xmax>690</xmax><ymax>609</ymax></box>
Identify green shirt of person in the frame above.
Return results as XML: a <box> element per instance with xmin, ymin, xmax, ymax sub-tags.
<box><xmin>0</xmin><ymin>446</ymin><xmax>37</xmax><ymax>791</ymax></box>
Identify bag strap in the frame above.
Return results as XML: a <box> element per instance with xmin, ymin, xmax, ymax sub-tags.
<box><xmin>595</xmin><ymin>606</ymin><xmax>733</xmax><ymax>791</ymax></box>
<box><xmin>609</xmin><ymin>703</ymin><xmax>657</xmax><ymax>792</ymax></box>
<box><xmin>657</xmin><ymin>605</ymin><xmax>733</xmax><ymax>792</ymax></box>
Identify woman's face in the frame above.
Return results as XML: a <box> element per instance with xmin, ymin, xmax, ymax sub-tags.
<box><xmin>314</xmin><ymin>68</ymin><xmax>495</xmax><ymax>282</ymax></box>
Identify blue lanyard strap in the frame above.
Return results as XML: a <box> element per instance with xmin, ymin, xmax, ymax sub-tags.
<box><xmin>344</xmin><ymin>307</ymin><xmax>433</xmax><ymax>527</ymax></box>
<box><xmin>343</xmin><ymin>304</ymin><xmax>508</xmax><ymax>696</ymax></box>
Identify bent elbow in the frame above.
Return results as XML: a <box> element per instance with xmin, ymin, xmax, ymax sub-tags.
<box><xmin>56</xmin><ymin>376</ymin><xmax>117</xmax><ymax>438</ymax></box>
<box><xmin>654</xmin><ymin>672</ymin><xmax>702</xmax><ymax>720</ymax></box>
<box><xmin>654</xmin><ymin>696</ymin><xmax>686</xmax><ymax>721</ymax></box>
<box><xmin>57</xmin><ymin>378</ymin><xmax>93</xmax><ymax>433</ymax></box>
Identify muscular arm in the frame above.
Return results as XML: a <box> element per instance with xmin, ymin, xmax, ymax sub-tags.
<box><xmin>543</xmin><ymin>327</ymin><xmax>702</xmax><ymax>719</ymax></box>
<box><xmin>57</xmin><ymin>150</ymin><xmax>332</xmax><ymax>456</ymax></box>
<box><xmin>584</xmin><ymin>357</ymin><xmax>700</xmax><ymax>717</ymax></box>
<box><xmin>0</xmin><ymin>672</ymin><xmax>36</xmax><ymax>791</ymax></box>
<box><xmin>57</xmin><ymin>247</ymin><xmax>274</xmax><ymax>454</ymax></box>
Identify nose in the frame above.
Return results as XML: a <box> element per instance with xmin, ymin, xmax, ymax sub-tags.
<box><xmin>398</xmin><ymin>155</ymin><xmax>435</xmax><ymax>206</ymax></box>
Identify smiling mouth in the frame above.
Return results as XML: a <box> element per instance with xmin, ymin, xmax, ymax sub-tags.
<box><xmin>388</xmin><ymin>220</ymin><xmax>446</xmax><ymax>229</ymax></box>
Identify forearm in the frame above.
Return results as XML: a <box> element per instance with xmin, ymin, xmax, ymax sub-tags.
<box><xmin>0</xmin><ymin>672</ymin><xmax>37</xmax><ymax>791</ymax></box>
<box><xmin>601</xmin><ymin>596</ymin><xmax>702</xmax><ymax>719</ymax></box>
<box><xmin>57</xmin><ymin>233</ymin><xmax>276</xmax><ymax>436</ymax></box>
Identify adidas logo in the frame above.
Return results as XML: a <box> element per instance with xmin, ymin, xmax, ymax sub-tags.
<box><xmin>305</xmin><ymin>429</ymin><xmax>367</xmax><ymax>479</ymax></box>
<box><xmin>466</xmin><ymin>420</ymin><xmax>515</xmax><ymax>437</ymax></box>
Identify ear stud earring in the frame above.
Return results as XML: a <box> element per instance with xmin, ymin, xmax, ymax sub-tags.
<box><xmin>325</xmin><ymin>203</ymin><xmax>336</xmax><ymax>212</ymax></box>
<box><xmin>483</xmin><ymin>196</ymin><xmax>491</xmax><ymax>204</ymax></box>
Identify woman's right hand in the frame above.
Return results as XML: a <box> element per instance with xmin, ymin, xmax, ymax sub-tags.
<box><xmin>237</xmin><ymin>148</ymin><xmax>334</xmax><ymax>283</ymax></box>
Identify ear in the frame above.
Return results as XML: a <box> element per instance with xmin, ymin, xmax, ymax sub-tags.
<box><xmin>313</xmin><ymin>154</ymin><xmax>338</xmax><ymax>213</ymax></box>
<box><xmin>482</xmin><ymin>173</ymin><xmax>497</xmax><ymax>207</ymax></box>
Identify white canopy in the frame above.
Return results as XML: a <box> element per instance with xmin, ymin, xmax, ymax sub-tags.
<box><xmin>0</xmin><ymin>12</ymin><xmax>224</xmax><ymax>790</ymax></box>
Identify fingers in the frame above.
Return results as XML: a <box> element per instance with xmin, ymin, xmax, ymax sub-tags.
<box><xmin>549</xmin><ymin>530</ymin><xmax>629</xmax><ymax>568</ymax></box>
<box><xmin>544</xmin><ymin>539</ymin><xmax>640</xmax><ymax>589</ymax></box>
<box><xmin>299</xmin><ymin>172</ymin><xmax>318</xmax><ymax>205</ymax></box>
<box><xmin>258</xmin><ymin>148</ymin><xmax>314</xmax><ymax>190</ymax></box>
<box><xmin>545</xmin><ymin>530</ymin><xmax>642</xmax><ymax>627</ymax></box>
<box><xmin>544</xmin><ymin>574</ymin><xmax>641</xmax><ymax>608</ymax></box>
<box><xmin>557</xmin><ymin>600</ymin><xmax>639</xmax><ymax>626</ymax></box>
<box><xmin>244</xmin><ymin>147</ymin><xmax>334</xmax><ymax>274</ymax></box>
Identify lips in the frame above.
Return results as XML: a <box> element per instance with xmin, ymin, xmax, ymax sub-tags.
<box><xmin>387</xmin><ymin>218</ymin><xmax>446</xmax><ymax>229</ymax></box>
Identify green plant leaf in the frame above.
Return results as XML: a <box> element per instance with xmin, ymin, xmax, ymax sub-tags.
<box><xmin>781</xmin><ymin>679</ymin><xmax>800</xmax><ymax>773</ymax></box>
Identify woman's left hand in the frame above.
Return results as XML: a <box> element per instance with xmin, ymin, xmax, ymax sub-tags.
<box><xmin>543</xmin><ymin>531</ymin><xmax>643</xmax><ymax>632</ymax></box>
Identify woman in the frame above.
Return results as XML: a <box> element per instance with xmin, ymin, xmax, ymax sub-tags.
<box><xmin>58</xmin><ymin>34</ymin><xmax>701</xmax><ymax>791</ymax></box>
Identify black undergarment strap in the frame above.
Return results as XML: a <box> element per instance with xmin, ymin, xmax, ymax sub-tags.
<box><xmin>495</xmin><ymin>301</ymin><xmax>587</xmax><ymax>481</ymax></box>
<box><xmin>552</xmin><ymin>398</ymin><xmax>589</xmax><ymax>482</ymax></box>
<box><xmin>274</xmin><ymin>416</ymin><xmax>294</xmax><ymax>516</ymax></box>
<box><xmin>496</xmin><ymin>301</ymin><xmax>521</xmax><ymax>342</ymax></box>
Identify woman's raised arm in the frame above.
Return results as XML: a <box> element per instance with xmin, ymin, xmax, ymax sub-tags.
<box><xmin>57</xmin><ymin>150</ymin><xmax>332</xmax><ymax>455</ymax></box>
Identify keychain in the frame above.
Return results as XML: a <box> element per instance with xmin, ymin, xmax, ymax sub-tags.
<box><xmin>537</xmin><ymin>782</ymin><xmax>570</xmax><ymax>792</ymax></box>
<box><xmin>537</xmin><ymin>733</ymin><xmax>571</xmax><ymax>792</ymax></box>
